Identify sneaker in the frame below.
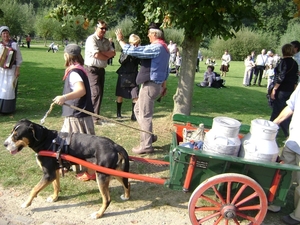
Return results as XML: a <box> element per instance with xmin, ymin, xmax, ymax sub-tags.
<box><xmin>282</xmin><ymin>215</ymin><xmax>300</xmax><ymax>225</ymax></box>
<box><xmin>268</xmin><ymin>204</ymin><xmax>281</xmax><ymax>213</ymax></box>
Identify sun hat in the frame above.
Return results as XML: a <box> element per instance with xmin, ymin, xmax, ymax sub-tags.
<box><xmin>64</xmin><ymin>44</ymin><xmax>81</xmax><ymax>56</ymax></box>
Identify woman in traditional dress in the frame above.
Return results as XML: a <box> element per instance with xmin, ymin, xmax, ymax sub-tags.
<box><xmin>0</xmin><ymin>26</ymin><xmax>23</xmax><ymax>114</ymax></box>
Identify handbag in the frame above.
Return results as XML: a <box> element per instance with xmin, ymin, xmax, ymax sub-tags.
<box><xmin>120</xmin><ymin>73</ymin><xmax>136</xmax><ymax>88</ymax></box>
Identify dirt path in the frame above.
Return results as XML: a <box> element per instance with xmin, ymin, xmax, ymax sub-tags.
<box><xmin>0</xmin><ymin>183</ymin><xmax>285</xmax><ymax>225</ymax></box>
<box><xmin>0</xmin><ymin>184</ymin><xmax>191</xmax><ymax>225</ymax></box>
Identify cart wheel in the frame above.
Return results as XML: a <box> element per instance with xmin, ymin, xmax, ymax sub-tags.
<box><xmin>188</xmin><ymin>173</ymin><xmax>268</xmax><ymax>225</ymax></box>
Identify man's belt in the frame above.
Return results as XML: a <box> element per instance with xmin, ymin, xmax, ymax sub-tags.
<box><xmin>86</xmin><ymin>65</ymin><xmax>104</xmax><ymax>69</ymax></box>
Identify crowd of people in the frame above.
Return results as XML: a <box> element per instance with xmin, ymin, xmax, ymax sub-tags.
<box><xmin>4</xmin><ymin>21</ymin><xmax>300</xmax><ymax>222</ymax></box>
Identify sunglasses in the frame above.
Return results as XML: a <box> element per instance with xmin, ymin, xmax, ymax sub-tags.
<box><xmin>98</xmin><ymin>27</ymin><xmax>107</xmax><ymax>31</ymax></box>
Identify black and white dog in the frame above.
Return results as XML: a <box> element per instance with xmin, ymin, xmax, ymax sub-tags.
<box><xmin>3</xmin><ymin>119</ymin><xmax>130</xmax><ymax>219</ymax></box>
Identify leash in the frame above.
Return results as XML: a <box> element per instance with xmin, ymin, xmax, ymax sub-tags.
<box><xmin>41</xmin><ymin>102</ymin><xmax>155</xmax><ymax>135</ymax></box>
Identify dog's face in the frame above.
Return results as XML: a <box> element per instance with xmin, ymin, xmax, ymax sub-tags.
<box><xmin>4</xmin><ymin>119</ymin><xmax>39</xmax><ymax>155</ymax></box>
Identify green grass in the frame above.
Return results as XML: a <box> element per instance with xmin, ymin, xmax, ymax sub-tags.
<box><xmin>0</xmin><ymin>44</ymin><xmax>285</xmax><ymax>205</ymax></box>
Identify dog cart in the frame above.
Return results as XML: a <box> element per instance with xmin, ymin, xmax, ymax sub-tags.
<box><xmin>39</xmin><ymin>114</ymin><xmax>300</xmax><ymax>225</ymax></box>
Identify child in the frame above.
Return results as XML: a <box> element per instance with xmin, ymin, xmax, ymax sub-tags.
<box><xmin>53</xmin><ymin>44</ymin><xmax>96</xmax><ymax>181</ymax></box>
<box><xmin>266</xmin><ymin>64</ymin><xmax>275</xmax><ymax>89</ymax></box>
<box><xmin>243</xmin><ymin>55</ymin><xmax>255</xmax><ymax>86</ymax></box>
<box><xmin>175</xmin><ymin>51</ymin><xmax>182</xmax><ymax>76</ymax></box>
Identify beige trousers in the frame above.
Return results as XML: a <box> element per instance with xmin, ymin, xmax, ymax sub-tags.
<box><xmin>280</xmin><ymin>145</ymin><xmax>300</xmax><ymax>221</ymax></box>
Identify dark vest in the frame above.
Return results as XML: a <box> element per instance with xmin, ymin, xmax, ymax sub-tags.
<box><xmin>136</xmin><ymin>59</ymin><xmax>151</xmax><ymax>85</ymax></box>
<box><xmin>62</xmin><ymin>68</ymin><xmax>93</xmax><ymax>118</ymax></box>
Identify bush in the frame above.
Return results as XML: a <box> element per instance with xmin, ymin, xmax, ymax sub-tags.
<box><xmin>209</xmin><ymin>27</ymin><xmax>278</xmax><ymax>61</ymax></box>
<box><xmin>278</xmin><ymin>20</ymin><xmax>300</xmax><ymax>53</ymax></box>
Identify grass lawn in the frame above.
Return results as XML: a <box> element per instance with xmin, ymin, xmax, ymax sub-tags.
<box><xmin>0</xmin><ymin>44</ymin><xmax>285</xmax><ymax>209</ymax></box>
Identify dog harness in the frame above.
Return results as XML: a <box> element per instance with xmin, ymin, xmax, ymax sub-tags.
<box><xmin>52</xmin><ymin>133</ymin><xmax>73</xmax><ymax>177</ymax></box>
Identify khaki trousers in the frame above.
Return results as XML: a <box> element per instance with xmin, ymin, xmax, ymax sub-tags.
<box><xmin>134</xmin><ymin>82</ymin><xmax>161</xmax><ymax>149</ymax></box>
<box><xmin>280</xmin><ymin>145</ymin><xmax>300</xmax><ymax>221</ymax></box>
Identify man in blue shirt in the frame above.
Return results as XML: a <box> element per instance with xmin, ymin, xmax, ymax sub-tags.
<box><xmin>115</xmin><ymin>23</ymin><xmax>169</xmax><ymax>154</ymax></box>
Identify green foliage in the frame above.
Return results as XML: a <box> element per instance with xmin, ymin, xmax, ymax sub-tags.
<box><xmin>0</xmin><ymin>0</ymin><xmax>35</xmax><ymax>36</ymax></box>
<box><xmin>209</xmin><ymin>27</ymin><xmax>278</xmax><ymax>60</ymax></box>
<box><xmin>278</xmin><ymin>20</ymin><xmax>300</xmax><ymax>53</ymax></box>
<box><xmin>253</xmin><ymin>0</ymin><xmax>296</xmax><ymax>38</ymax></box>
<box><xmin>163</xmin><ymin>28</ymin><xmax>184</xmax><ymax>46</ymax></box>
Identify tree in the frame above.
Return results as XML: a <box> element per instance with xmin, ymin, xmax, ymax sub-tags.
<box><xmin>0</xmin><ymin>0</ymin><xmax>35</xmax><ymax>37</ymax></box>
<box><xmin>50</xmin><ymin>0</ymin><xmax>293</xmax><ymax>115</ymax></box>
<box><xmin>253</xmin><ymin>0</ymin><xmax>296</xmax><ymax>38</ymax></box>
<box><xmin>35</xmin><ymin>9</ymin><xmax>59</xmax><ymax>46</ymax></box>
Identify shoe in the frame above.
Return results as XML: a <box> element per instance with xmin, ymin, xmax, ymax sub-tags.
<box><xmin>152</xmin><ymin>134</ymin><xmax>158</xmax><ymax>143</ymax></box>
<box><xmin>268</xmin><ymin>204</ymin><xmax>281</xmax><ymax>213</ymax></box>
<box><xmin>282</xmin><ymin>215</ymin><xmax>300</xmax><ymax>225</ymax></box>
<box><xmin>131</xmin><ymin>114</ymin><xmax>137</xmax><ymax>121</ymax></box>
<box><xmin>94</xmin><ymin>120</ymin><xmax>102</xmax><ymax>125</ymax></box>
<box><xmin>196</xmin><ymin>83</ymin><xmax>201</xmax><ymax>87</ymax></box>
<box><xmin>76</xmin><ymin>172</ymin><xmax>96</xmax><ymax>181</ymax></box>
<box><xmin>132</xmin><ymin>146</ymin><xmax>154</xmax><ymax>154</ymax></box>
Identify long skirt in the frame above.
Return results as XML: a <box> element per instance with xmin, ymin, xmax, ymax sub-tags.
<box><xmin>0</xmin><ymin>66</ymin><xmax>18</xmax><ymax>113</ymax></box>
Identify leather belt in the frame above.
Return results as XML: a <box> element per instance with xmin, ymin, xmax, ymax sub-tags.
<box><xmin>87</xmin><ymin>65</ymin><xmax>104</xmax><ymax>70</ymax></box>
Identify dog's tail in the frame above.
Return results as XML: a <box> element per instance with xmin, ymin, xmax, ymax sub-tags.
<box><xmin>116</xmin><ymin>146</ymin><xmax>130</xmax><ymax>185</ymax></box>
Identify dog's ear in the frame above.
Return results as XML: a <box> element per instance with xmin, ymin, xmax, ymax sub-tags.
<box><xmin>28</xmin><ymin>122</ymin><xmax>43</xmax><ymax>141</ymax></box>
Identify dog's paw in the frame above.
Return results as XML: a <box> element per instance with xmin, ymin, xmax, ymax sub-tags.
<box><xmin>91</xmin><ymin>211</ymin><xmax>101</xmax><ymax>219</ymax></box>
<box><xmin>120</xmin><ymin>194</ymin><xmax>129</xmax><ymax>201</ymax></box>
<box><xmin>46</xmin><ymin>196</ymin><xmax>58</xmax><ymax>203</ymax></box>
<box><xmin>21</xmin><ymin>202</ymin><xmax>30</xmax><ymax>208</ymax></box>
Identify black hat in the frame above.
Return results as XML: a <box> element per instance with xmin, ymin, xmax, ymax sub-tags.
<box><xmin>149</xmin><ymin>22</ymin><xmax>162</xmax><ymax>30</ymax></box>
<box><xmin>64</xmin><ymin>44</ymin><xmax>81</xmax><ymax>56</ymax></box>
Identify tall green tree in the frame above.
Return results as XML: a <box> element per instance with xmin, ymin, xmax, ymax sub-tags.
<box><xmin>253</xmin><ymin>0</ymin><xmax>296</xmax><ymax>38</ymax></box>
<box><xmin>35</xmin><ymin>9</ymin><xmax>59</xmax><ymax>46</ymax></box>
<box><xmin>0</xmin><ymin>0</ymin><xmax>35</xmax><ymax>36</ymax></box>
<box><xmin>50</xmin><ymin>0</ymin><xmax>292</xmax><ymax>115</ymax></box>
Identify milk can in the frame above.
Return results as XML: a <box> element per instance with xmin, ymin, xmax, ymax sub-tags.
<box><xmin>239</xmin><ymin>119</ymin><xmax>279</xmax><ymax>162</ymax></box>
<box><xmin>203</xmin><ymin>117</ymin><xmax>241</xmax><ymax>156</ymax></box>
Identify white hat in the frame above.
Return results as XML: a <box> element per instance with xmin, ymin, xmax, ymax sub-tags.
<box><xmin>0</xmin><ymin>26</ymin><xmax>10</xmax><ymax>34</ymax></box>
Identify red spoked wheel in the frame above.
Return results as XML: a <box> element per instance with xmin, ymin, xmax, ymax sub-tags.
<box><xmin>188</xmin><ymin>173</ymin><xmax>268</xmax><ymax>225</ymax></box>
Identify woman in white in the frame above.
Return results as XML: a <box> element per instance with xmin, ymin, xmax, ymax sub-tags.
<box><xmin>220</xmin><ymin>50</ymin><xmax>231</xmax><ymax>77</ymax></box>
<box><xmin>243</xmin><ymin>55</ymin><xmax>255</xmax><ymax>86</ymax></box>
<box><xmin>0</xmin><ymin>26</ymin><xmax>23</xmax><ymax>114</ymax></box>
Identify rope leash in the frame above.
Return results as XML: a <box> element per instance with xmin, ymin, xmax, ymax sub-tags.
<box><xmin>40</xmin><ymin>102</ymin><xmax>155</xmax><ymax>135</ymax></box>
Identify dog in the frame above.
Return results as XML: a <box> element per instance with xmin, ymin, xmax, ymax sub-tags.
<box><xmin>3</xmin><ymin>119</ymin><xmax>130</xmax><ymax>219</ymax></box>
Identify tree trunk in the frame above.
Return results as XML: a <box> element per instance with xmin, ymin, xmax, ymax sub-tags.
<box><xmin>173</xmin><ymin>36</ymin><xmax>200</xmax><ymax>115</ymax></box>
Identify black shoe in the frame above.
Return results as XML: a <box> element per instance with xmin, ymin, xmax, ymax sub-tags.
<box><xmin>131</xmin><ymin>114</ymin><xmax>136</xmax><ymax>121</ymax></box>
<box><xmin>152</xmin><ymin>134</ymin><xmax>158</xmax><ymax>143</ymax></box>
<box><xmin>282</xmin><ymin>215</ymin><xmax>300</xmax><ymax>225</ymax></box>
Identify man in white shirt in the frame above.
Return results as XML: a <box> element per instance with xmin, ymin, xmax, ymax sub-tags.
<box><xmin>253</xmin><ymin>49</ymin><xmax>268</xmax><ymax>86</ymax></box>
<box><xmin>270</xmin><ymin>84</ymin><xmax>300</xmax><ymax>225</ymax></box>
